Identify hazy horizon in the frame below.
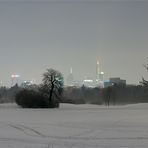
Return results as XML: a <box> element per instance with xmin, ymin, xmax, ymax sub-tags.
<box><xmin>0</xmin><ymin>0</ymin><xmax>148</xmax><ymax>86</ymax></box>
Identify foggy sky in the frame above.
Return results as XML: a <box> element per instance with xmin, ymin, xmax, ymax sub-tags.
<box><xmin>0</xmin><ymin>0</ymin><xmax>148</xmax><ymax>86</ymax></box>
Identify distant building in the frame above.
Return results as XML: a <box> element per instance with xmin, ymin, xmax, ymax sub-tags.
<box><xmin>104</xmin><ymin>78</ymin><xmax>126</xmax><ymax>88</ymax></box>
<box><xmin>83</xmin><ymin>77</ymin><xmax>94</xmax><ymax>87</ymax></box>
<box><xmin>99</xmin><ymin>72</ymin><xmax>104</xmax><ymax>82</ymax></box>
<box><xmin>11</xmin><ymin>74</ymin><xmax>20</xmax><ymax>86</ymax></box>
<box><xmin>96</xmin><ymin>60</ymin><xmax>100</xmax><ymax>83</ymax></box>
<box><xmin>21</xmin><ymin>80</ymin><xmax>33</xmax><ymax>88</ymax></box>
<box><xmin>95</xmin><ymin>60</ymin><xmax>104</xmax><ymax>87</ymax></box>
<box><xmin>109</xmin><ymin>77</ymin><xmax>126</xmax><ymax>86</ymax></box>
<box><xmin>66</xmin><ymin>59</ymin><xmax>105</xmax><ymax>88</ymax></box>
<box><xmin>104</xmin><ymin>81</ymin><xmax>113</xmax><ymax>88</ymax></box>
<box><xmin>66</xmin><ymin>68</ymin><xmax>74</xmax><ymax>86</ymax></box>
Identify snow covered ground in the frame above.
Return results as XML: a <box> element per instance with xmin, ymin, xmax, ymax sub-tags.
<box><xmin>0</xmin><ymin>103</ymin><xmax>148</xmax><ymax>148</ymax></box>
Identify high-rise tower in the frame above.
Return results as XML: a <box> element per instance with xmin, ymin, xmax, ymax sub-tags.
<box><xmin>96</xmin><ymin>60</ymin><xmax>100</xmax><ymax>82</ymax></box>
<box><xmin>95</xmin><ymin>60</ymin><xmax>104</xmax><ymax>87</ymax></box>
<box><xmin>66</xmin><ymin>67</ymin><xmax>74</xmax><ymax>86</ymax></box>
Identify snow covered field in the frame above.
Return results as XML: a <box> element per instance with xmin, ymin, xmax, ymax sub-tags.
<box><xmin>0</xmin><ymin>103</ymin><xmax>148</xmax><ymax>148</ymax></box>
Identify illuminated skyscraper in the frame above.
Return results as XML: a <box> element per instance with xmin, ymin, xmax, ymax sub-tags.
<box><xmin>66</xmin><ymin>67</ymin><xmax>74</xmax><ymax>86</ymax></box>
<box><xmin>96</xmin><ymin>60</ymin><xmax>100</xmax><ymax>82</ymax></box>
<box><xmin>96</xmin><ymin>60</ymin><xmax>104</xmax><ymax>87</ymax></box>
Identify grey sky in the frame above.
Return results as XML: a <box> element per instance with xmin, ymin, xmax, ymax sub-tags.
<box><xmin>0</xmin><ymin>0</ymin><xmax>148</xmax><ymax>86</ymax></box>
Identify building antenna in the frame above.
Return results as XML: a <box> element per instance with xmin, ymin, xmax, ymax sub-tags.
<box><xmin>96</xmin><ymin>59</ymin><xmax>100</xmax><ymax>75</ymax></box>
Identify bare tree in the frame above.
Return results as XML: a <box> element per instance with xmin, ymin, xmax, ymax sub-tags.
<box><xmin>40</xmin><ymin>69</ymin><xmax>64</xmax><ymax>104</ymax></box>
<box><xmin>103</xmin><ymin>86</ymin><xmax>112</xmax><ymax>106</ymax></box>
<box><xmin>141</xmin><ymin>57</ymin><xmax>148</xmax><ymax>86</ymax></box>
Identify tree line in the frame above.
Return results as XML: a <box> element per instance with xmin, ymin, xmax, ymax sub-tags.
<box><xmin>62</xmin><ymin>84</ymin><xmax>148</xmax><ymax>106</ymax></box>
<box><xmin>1</xmin><ymin>82</ymin><xmax>148</xmax><ymax>107</ymax></box>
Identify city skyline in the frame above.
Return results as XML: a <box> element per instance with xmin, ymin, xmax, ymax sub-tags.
<box><xmin>0</xmin><ymin>0</ymin><xmax>148</xmax><ymax>86</ymax></box>
<box><xmin>0</xmin><ymin>59</ymin><xmax>138</xmax><ymax>87</ymax></box>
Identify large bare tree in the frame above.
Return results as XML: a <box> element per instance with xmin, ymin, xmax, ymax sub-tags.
<box><xmin>40</xmin><ymin>69</ymin><xmax>64</xmax><ymax>104</ymax></box>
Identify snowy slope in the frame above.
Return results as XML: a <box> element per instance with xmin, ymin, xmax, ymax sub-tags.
<box><xmin>0</xmin><ymin>103</ymin><xmax>148</xmax><ymax>148</ymax></box>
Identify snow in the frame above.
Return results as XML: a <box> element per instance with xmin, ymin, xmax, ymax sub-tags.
<box><xmin>0</xmin><ymin>103</ymin><xmax>148</xmax><ymax>148</ymax></box>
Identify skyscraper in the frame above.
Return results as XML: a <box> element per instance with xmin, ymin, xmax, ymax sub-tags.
<box><xmin>66</xmin><ymin>67</ymin><xmax>74</xmax><ymax>86</ymax></box>
<box><xmin>96</xmin><ymin>60</ymin><xmax>100</xmax><ymax>82</ymax></box>
<box><xmin>95</xmin><ymin>60</ymin><xmax>104</xmax><ymax>87</ymax></box>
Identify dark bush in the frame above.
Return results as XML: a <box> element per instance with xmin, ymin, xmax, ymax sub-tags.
<box><xmin>15</xmin><ymin>89</ymin><xmax>52</xmax><ymax>108</ymax></box>
<box><xmin>48</xmin><ymin>99</ymin><xmax>60</xmax><ymax>108</ymax></box>
<box><xmin>61</xmin><ymin>97</ymin><xmax>85</xmax><ymax>104</ymax></box>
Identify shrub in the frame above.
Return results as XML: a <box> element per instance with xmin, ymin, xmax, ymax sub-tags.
<box><xmin>15</xmin><ymin>89</ymin><xmax>50</xmax><ymax>108</ymax></box>
<box><xmin>48</xmin><ymin>99</ymin><xmax>60</xmax><ymax>108</ymax></box>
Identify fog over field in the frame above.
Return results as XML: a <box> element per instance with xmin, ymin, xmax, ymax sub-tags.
<box><xmin>0</xmin><ymin>103</ymin><xmax>148</xmax><ymax>148</ymax></box>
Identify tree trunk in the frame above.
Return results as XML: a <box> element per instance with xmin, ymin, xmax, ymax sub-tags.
<box><xmin>49</xmin><ymin>83</ymin><xmax>54</xmax><ymax>102</ymax></box>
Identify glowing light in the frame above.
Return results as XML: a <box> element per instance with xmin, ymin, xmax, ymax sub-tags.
<box><xmin>11</xmin><ymin>75</ymin><xmax>15</xmax><ymax>78</ymax></box>
<box><xmin>101</xmin><ymin>72</ymin><xmax>104</xmax><ymax>74</ymax></box>
<box><xmin>15</xmin><ymin>75</ymin><xmax>20</xmax><ymax>78</ymax></box>
<box><xmin>84</xmin><ymin>79</ymin><xmax>93</xmax><ymax>83</ymax></box>
<box><xmin>11</xmin><ymin>74</ymin><xmax>20</xmax><ymax>78</ymax></box>
<box><xmin>97</xmin><ymin>60</ymin><xmax>99</xmax><ymax>65</ymax></box>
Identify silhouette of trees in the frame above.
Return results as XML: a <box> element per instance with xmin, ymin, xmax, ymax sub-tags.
<box><xmin>0</xmin><ymin>84</ymin><xmax>21</xmax><ymax>103</ymax></box>
<box><xmin>62</xmin><ymin>86</ymin><xmax>102</xmax><ymax>105</ymax></box>
<box><xmin>40</xmin><ymin>69</ymin><xmax>64</xmax><ymax>107</ymax></box>
<box><xmin>103</xmin><ymin>86</ymin><xmax>113</xmax><ymax>106</ymax></box>
<box><xmin>15</xmin><ymin>89</ymin><xmax>49</xmax><ymax>108</ymax></box>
